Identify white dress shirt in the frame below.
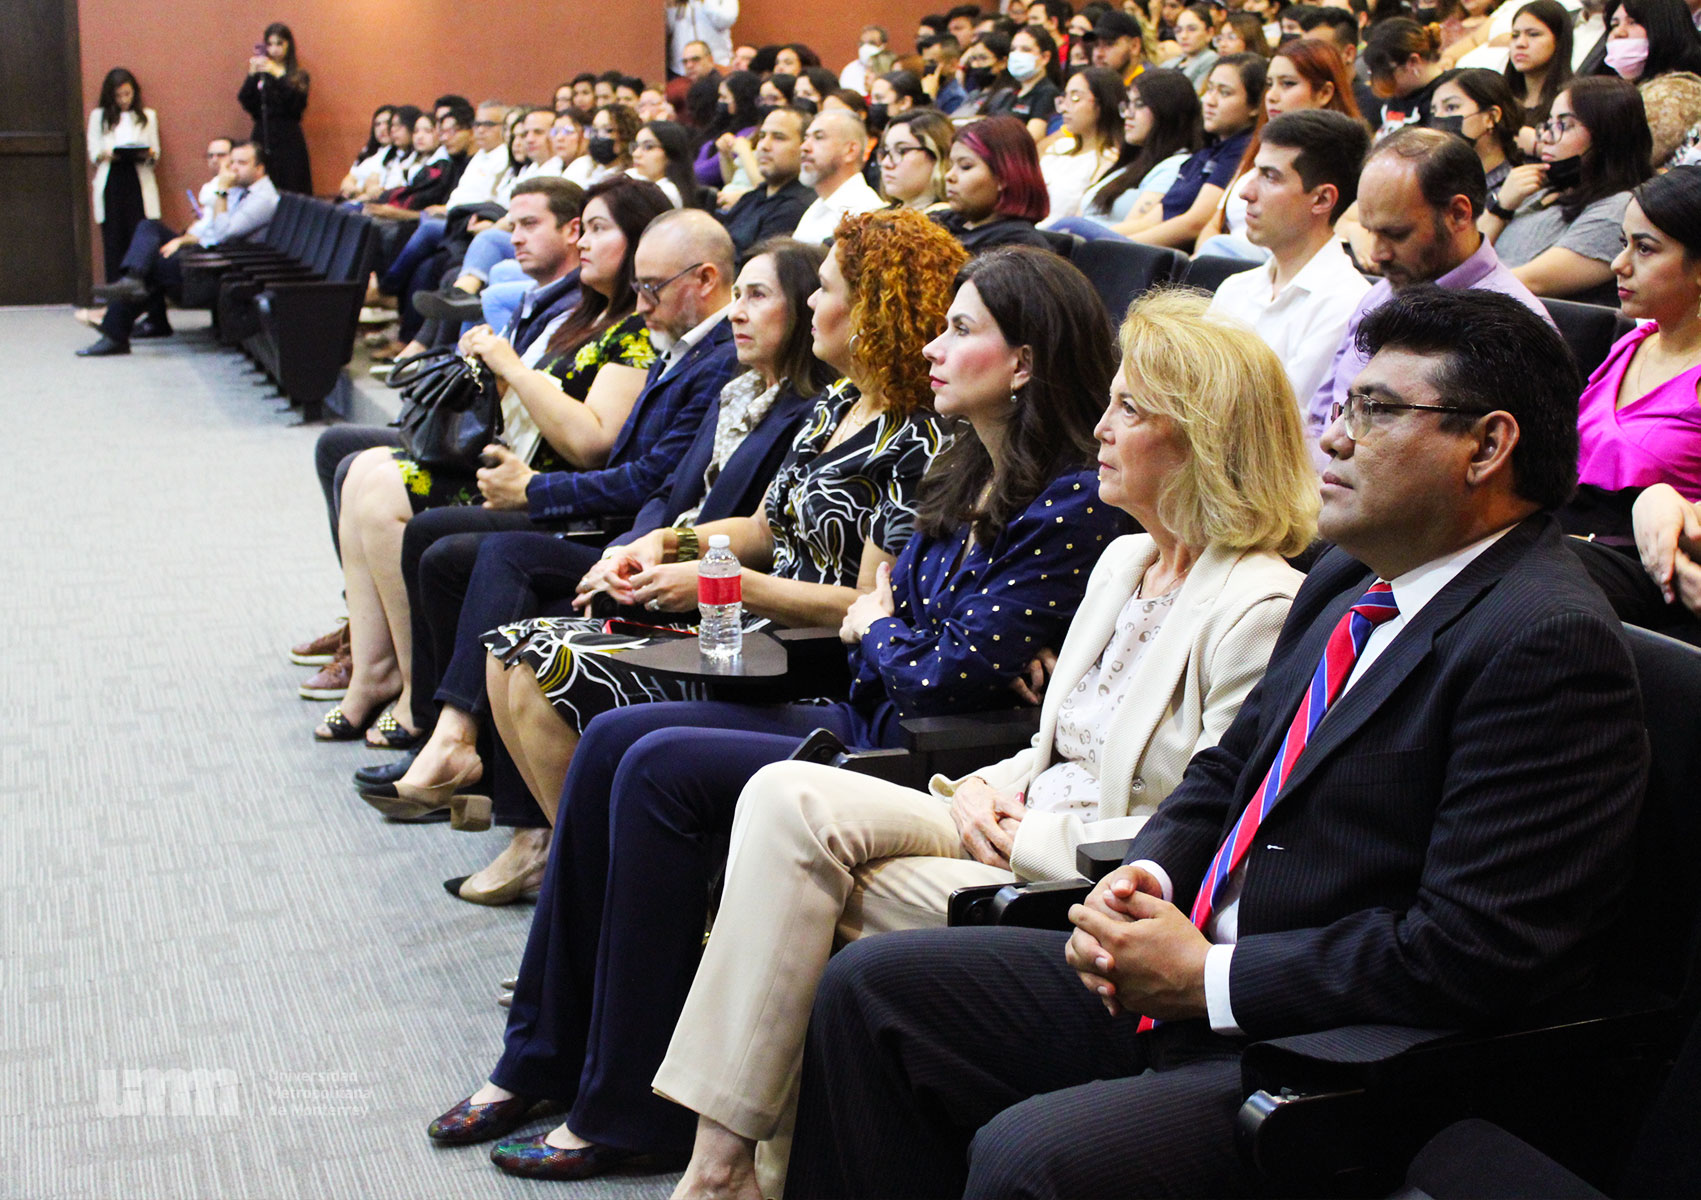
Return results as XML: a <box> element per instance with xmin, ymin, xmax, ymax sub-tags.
<box><xmin>1208</xmin><ymin>239</ymin><xmax>1372</xmax><ymax>418</ymax></box>
<box><xmin>791</xmin><ymin>172</ymin><xmax>885</xmax><ymax>244</ymax></box>
<box><xmin>1135</xmin><ymin>527</ymin><xmax>1513</xmax><ymax>1036</ymax></box>
<box><xmin>666</xmin><ymin>0</ymin><xmax>739</xmax><ymax>73</ymax></box>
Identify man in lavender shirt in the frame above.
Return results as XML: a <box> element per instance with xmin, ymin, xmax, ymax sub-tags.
<box><xmin>1307</xmin><ymin>128</ymin><xmax>1554</xmax><ymax>465</ymax></box>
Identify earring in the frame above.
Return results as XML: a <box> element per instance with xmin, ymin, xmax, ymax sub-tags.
<box><xmin>1010</xmin><ymin>388</ymin><xmax>1021</xmax><ymax>406</ymax></box>
<box><xmin>849</xmin><ymin>332</ymin><xmax>862</xmax><ymax>352</ymax></box>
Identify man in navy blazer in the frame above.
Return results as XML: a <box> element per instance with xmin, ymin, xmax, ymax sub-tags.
<box><xmin>783</xmin><ymin>287</ymin><xmax>1649</xmax><ymax>1199</ymax></box>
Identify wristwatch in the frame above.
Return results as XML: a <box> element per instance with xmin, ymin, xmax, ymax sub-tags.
<box><xmin>214</xmin><ymin>189</ymin><xmax>229</xmax><ymax>198</ymax></box>
<box><xmin>1487</xmin><ymin>199</ymin><xmax>1516</xmax><ymax>221</ymax></box>
<box><xmin>674</xmin><ymin>526</ymin><xmax>700</xmax><ymax>562</ymax></box>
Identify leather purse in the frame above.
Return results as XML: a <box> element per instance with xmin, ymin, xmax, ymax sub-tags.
<box><xmin>386</xmin><ymin>347</ymin><xmax>502</xmax><ymax>473</ymax></box>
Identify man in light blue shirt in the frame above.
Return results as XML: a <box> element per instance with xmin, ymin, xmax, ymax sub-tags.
<box><xmin>81</xmin><ymin>141</ymin><xmax>278</xmax><ymax>355</ymax></box>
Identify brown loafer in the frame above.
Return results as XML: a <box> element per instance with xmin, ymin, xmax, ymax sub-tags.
<box><xmin>290</xmin><ymin>621</ymin><xmax>348</xmax><ymax>666</ymax></box>
<box><xmin>299</xmin><ymin>650</ymin><xmax>352</xmax><ymax>700</ymax></box>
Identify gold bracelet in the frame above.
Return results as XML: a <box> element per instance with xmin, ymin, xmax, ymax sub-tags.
<box><xmin>674</xmin><ymin>526</ymin><xmax>700</xmax><ymax>562</ymax></box>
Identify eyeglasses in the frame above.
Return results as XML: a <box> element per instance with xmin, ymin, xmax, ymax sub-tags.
<box><xmin>632</xmin><ymin>261</ymin><xmax>706</xmax><ymax>304</ymax></box>
<box><xmin>1538</xmin><ymin>113</ymin><xmax>1581</xmax><ymax>142</ymax></box>
<box><xmin>1118</xmin><ymin>98</ymin><xmax>1148</xmax><ymax>117</ymax></box>
<box><xmin>550</xmin><ymin>126</ymin><xmax>577</xmax><ymax>137</ymax></box>
<box><xmin>1328</xmin><ymin>393</ymin><xmax>1489</xmax><ymax>440</ymax></box>
<box><xmin>473</xmin><ymin>119</ymin><xmax>501</xmax><ymax>129</ymax></box>
<box><xmin>878</xmin><ymin>143</ymin><xmax>934</xmax><ymax>165</ymax></box>
<box><xmin>1054</xmin><ymin>92</ymin><xmax>1091</xmax><ymax>112</ymax></box>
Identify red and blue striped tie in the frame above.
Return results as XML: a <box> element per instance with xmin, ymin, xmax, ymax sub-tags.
<box><xmin>1135</xmin><ymin>581</ymin><xmax>1398</xmax><ymax>1033</ymax></box>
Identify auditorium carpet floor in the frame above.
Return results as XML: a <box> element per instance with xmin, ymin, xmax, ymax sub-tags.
<box><xmin>4</xmin><ymin>308</ymin><xmax>678</xmax><ymax>1199</ymax></box>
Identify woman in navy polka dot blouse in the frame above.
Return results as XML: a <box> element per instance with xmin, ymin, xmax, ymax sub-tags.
<box><xmin>428</xmin><ymin>247</ymin><xmax>1135</xmax><ymax>1178</ymax></box>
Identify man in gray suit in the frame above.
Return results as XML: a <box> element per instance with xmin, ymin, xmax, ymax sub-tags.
<box><xmin>784</xmin><ymin>286</ymin><xmax>1649</xmax><ymax>1200</ymax></box>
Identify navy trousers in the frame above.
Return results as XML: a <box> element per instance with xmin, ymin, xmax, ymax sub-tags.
<box><xmin>786</xmin><ymin>927</ymin><xmax>1250</xmax><ymax>1200</ymax></box>
<box><xmin>101</xmin><ymin>218</ymin><xmax>183</xmax><ymax>342</ymax></box>
<box><xmin>489</xmin><ymin>697</ymin><xmax>887</xmax><ymax>1153</ymax></box>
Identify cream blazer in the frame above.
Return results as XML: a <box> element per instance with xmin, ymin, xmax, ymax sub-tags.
<box><xmin>88</xmin><ymin>107</ymin><xmax>162</xmax><ymax>224</ymax></box>
<box><xmin>931</xmin><ymin>534</ymin><xmax>1301</xmax><ymax>881</ymax></box>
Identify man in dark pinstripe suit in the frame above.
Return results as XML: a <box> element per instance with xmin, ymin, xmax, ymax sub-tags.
<box><xmin>784</xmin><ymin>288</ymin><xmax>1649</xmax><ymax>1199</ymax></box>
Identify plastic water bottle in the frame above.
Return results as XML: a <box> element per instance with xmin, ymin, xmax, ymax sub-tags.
<box><xmin>697</xmin><ymin>534</ymin><xmax>743</xmax><ymax>659</ymax></box>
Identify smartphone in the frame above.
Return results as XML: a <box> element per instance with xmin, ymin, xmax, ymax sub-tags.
<box><xmin>186</xmin><ymin>187</ymin><xmax>204</xmax><ymax>217</ymax></box>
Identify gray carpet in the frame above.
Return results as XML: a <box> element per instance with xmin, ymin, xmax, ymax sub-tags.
<box><xmin>3</xmin><ymin>308</ymin><xmax>679</xmax><ymax>1199</ymax></box>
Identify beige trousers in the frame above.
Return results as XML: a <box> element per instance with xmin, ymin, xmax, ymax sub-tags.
<box><xmin>650</xmin><ymin>760</ymin><xmax>1015</xmax><ymax>1191</ymax></box>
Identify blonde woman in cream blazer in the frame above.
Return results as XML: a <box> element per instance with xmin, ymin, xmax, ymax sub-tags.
<box><xmin>655</xmin><ymin>289</ymin><xmax>1321</xmax><ymax>1200</ymax></box>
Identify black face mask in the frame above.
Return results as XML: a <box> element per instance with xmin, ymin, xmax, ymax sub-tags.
<box><xmin>1544</xmin><ymin>153</ymin><xmax>1584</xmax><ymax>190</ymax></box>
<box><xmin>867</xmin><ymin>102</ymin><xmax>889</xmax><ymax>133</ymax></box>
<box><xmin>1425</xmin><ymin>114</ymin><xmax>1469</xmax><ymax>140</ymax></box>
<box><xmin>588</xmin><ymin>135</ymin><xmax>618</xmax><ymax>165</ymax></box>
<box><xmin>962</xmin><ymin>65</ymin><xmax>996</xmax><ymax>91</ymax></box>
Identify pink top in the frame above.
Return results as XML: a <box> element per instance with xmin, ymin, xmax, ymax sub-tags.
<box><xmin>1577</xmin><ymin>322</ymin><xmax>1701</xmax><ymax>499</ymax></box>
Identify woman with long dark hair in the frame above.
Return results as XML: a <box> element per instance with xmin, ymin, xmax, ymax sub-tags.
<box><xmin>1432</xmin><ymin>68</ymin><xmax>1524</xmax><ymax>193</ymax></box>
<box><xmin>1602</xmin><ymin>0</ymin><xmax>1701</xmax><ymax>83</ymax></box>
<box><xmin>1038</xmin><ymin>66</ymin><xmax>1127</xmax><ymax>225</ymax></box>
<box><xmin>337</xmin><ymin>104</ymin><xmax>394</xmax><ymax>200</ymax></box>
<box><xmin>87</xmin><ymin>67</ymin><xmax>159</xmax><ymax>282</ymax></box>
<box><xmin>1484</xmin><ymin>76</ymin><xmax>1654</xmax><ymax>302</ymax></box>
<box><xmin>1132</xmin><ymin>52</ymin><xmax>1265</xmax><ymax>248</ymax></box>
<box><xmin>700</xmin><ymin>69</ymin><xmax>762</xmax><ymax>188</ymax></box>
<box><xmin>318</xmin><ymin>177</ymin><xmax>671</xmax><ymax>746</ymax></box>
<box><xmin>1502</xmin><ymin>0</ymin><xmax>1573</xmax><ymax>152</ymax></box>
<box><xmin>1046</xmin><ymin>69</ymin><xmax>1204</xmax><ymax>240</ymax></box>
<box><xmin>630</xmin><ymin>120</ymin><xmax>700</xmax><ymax>207</ymax></box>
<box><xmin>425</xmin><ymin>230</ymin><xmax>1134</xmax><ymax>1185</ymax></box>
<box><xmin>239</xmin><ymin>22</ymin><xmax>312</xmax><ymax>193</ymax></box>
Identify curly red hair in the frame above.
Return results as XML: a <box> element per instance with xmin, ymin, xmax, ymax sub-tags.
<box><xmin>831</xmin><ymin>208</ymin><xmax>968</xmax><ymax>417</ymax></box>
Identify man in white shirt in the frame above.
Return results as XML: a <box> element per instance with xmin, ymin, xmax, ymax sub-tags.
<box><xmin>838</xmin><ymin>25</ymin><xmax>893</xmax><ymax>93</ymax></box>
<box><xmin>437</xmin><ymin>100</ymin><xmax>511</xmax><ymax>213</ymax></box>
<box><xmin>783</xmin><ymin>285</ymin><xmax>1647</xmax><ymax>1200</ymax></box>
<box><xmin>790</xmin><ymin>110</ymin><xmax>884</xmax><ymax>245</ymax></box>
<box><xmin>1208</xmin><ymin>111</ymin><xmax>1373</xmax><ymax>421</ymax></box>
<box><xmin>666</xmin><ymin>0</ymin><xmax>738</xmax><ymax>74</ymax></box>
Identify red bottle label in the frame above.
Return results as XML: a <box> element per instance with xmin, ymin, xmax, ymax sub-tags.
<box><xmin>699</xmin><ymin>573</ymin><xmax>741</xmax><ymax>607</ymax></box>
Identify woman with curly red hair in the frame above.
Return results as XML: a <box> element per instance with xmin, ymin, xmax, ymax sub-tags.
<box><xmin>424</xmin><ymin>231</ymin><xmax>1136</xmax><ymax>1183</ymax></box>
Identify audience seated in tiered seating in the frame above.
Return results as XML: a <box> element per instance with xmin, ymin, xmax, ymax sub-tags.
<box><xmin>90</xmin><ymin>5</ymin><xmax>1701</xmax><ymax>1191</ymax></box>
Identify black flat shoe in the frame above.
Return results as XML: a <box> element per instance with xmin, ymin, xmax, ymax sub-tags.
<box><xmin>131</xmin><ymin>316</ymin><xmax>173</xmax><ymax>339</ymax></box>
<box><xmin>76</xmin><ymin>336</ymin><xmax>129</xmax><ymax>357</ymax></box>
<box><xmin>353</xmin><ymin>750</ymin><xmax>417</xmax><ymax>788</ymax></box>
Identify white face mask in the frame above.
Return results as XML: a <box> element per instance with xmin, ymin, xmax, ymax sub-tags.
<box><xmin>1008</xmin><ymin>50</ymin><xmax>1043</xmax><ymax>80</ymax></box>
<box><xmin>858</xmin><ymin>42</ymin><xmax>882</xmax><ymax>64</ymax></box>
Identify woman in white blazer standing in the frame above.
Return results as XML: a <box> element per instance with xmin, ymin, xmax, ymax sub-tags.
<box><xmin>88</xmin><ymin>68</ymin><xmax>161</xmax><ymax>282</ymax></box>
<box><xmin>655</xmin><ymin>288</ymin><xmax>1321</xmax><ymax>1200</ymax></box>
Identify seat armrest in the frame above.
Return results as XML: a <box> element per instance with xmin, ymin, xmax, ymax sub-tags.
<box><xmin>898</xmin><ymin>707</ymin><xmax>1040</xmax><ymax>754</ymax></box>
<box><xmin>988</xmin><ymin>878</ymin><xmax>1091</xmax><ymax>928</ymax></box>
<box><xmin>1076</xmin><ymin>838</ymin><xmax>1137</xmax><ymax>880</ymax></box>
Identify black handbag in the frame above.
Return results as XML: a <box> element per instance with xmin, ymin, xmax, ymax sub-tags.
<box><xmin>386</xmin><ymin>347</ymin><xmax>502</xmax><ymax>473</ymax></box>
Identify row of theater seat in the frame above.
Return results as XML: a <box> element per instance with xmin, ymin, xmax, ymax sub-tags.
<box><xmin>176</xmin><ymin>194</ymin><xmax>374</xmax><ymax>421</ymax></box>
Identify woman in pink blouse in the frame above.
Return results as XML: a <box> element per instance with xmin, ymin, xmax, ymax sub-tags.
<box><xmin>1568</xmin><ymin>166</ymin><xmax>1701</xmax><ymax>544</ymax></box>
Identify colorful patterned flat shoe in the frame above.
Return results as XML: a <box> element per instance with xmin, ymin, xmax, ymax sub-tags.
<box><xmin>365</xmin><ymin>709</ymin><xmax>425</xmax><ymax>751</ymax></box>
<box><xmin>426</xmin><ymin>1092</ymin><xmax>537</xmax><ymax>1146</ymax></box>
<box><xmin>488</xmin><ymin>1133</ymin><xmax>636</xmax><ymax>1180</ymax></box>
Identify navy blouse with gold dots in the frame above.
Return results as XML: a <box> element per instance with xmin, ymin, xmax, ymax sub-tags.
<box><xmin>847</xmin><ymin>467</ymin><xmax>1135</xmax><ymax>725</ymax></box>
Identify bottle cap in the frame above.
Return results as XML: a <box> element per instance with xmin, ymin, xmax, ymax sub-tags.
<box><xmin>708</xmin><ymin>534</ymin><xmax>731</xmax><ymax>549</ymax></box>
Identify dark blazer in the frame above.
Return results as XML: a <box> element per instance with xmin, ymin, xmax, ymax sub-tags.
<box><xmin>615</xmin><ymin>380</ymin><xmax>814</xmax><ymax>543</ymax></box>
<box><xmin>527</xmin><ymin>318</ymin><xmax>739</xmax><ymax>522</ymax></box>
<box><xmin>1128</xmin><ymin>515</ymin><xmax>1647</xmax><ymax>1039</ymax></box>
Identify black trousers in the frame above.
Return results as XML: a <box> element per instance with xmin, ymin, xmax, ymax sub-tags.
<box><xmin>313</xmin><ymin>424</ymin><xmax>403</xmax><ymax>562</ymax></box>
<box><xmin>100</xmin><ymin>159</ymin><xmax>146</xmax><ymax>283</ymax></box>
<box><xmin>787</xmin><ymin>927</ymin><xmax>1252</xmax><ymax>1200</ymax></box>
<box><xmin>100</xmin><ymin>218</ymin><xmax>182</xmax><ymax>342</ymax></box>
<box><xmin>402</xmin><ymin>512</ymin><xmax>604</xmax><ymax>828</ymax></box>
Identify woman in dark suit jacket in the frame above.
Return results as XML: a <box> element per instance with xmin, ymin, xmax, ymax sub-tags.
<box><xmin>239</xmin><ymin>22</ymin><xmax>312</xmax><ymax>193</ymax></box>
